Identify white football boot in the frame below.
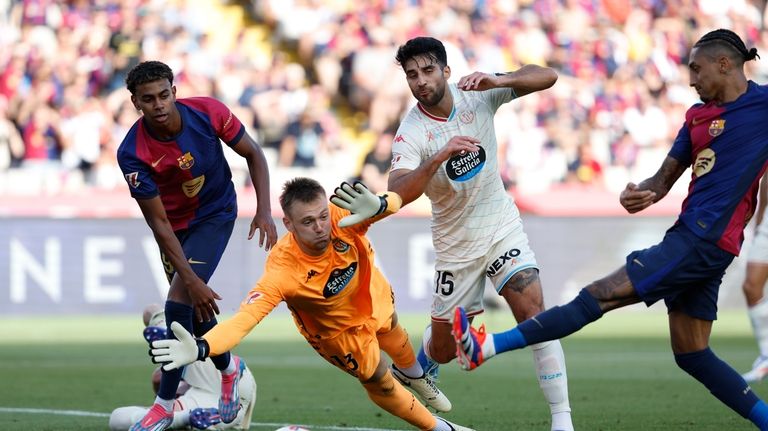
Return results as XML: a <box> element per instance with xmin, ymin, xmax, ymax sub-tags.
<box><xmin>743</xmin><ymin>355</ymin><xmax>768</xmax><ymax>383</ymax></box>
<box><xmin>391</xmin><ymin>364</ymin><xmax>452</xmax><ymax>412</ymax></box>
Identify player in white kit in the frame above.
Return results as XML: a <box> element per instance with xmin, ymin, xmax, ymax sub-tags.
<box><xmin>109</xmin><ymin>305</ymin><xmax>257</xmax><ymax>430</ymax></box>
<box><xmin>742</xmin><ymin>173</ymin><xmax>768</xmax><ymax>383</ymax></box>
<box><xmin>388</xmin><ymin>36</ymin><xmax>574</xmax><ymax>431</ymax></box>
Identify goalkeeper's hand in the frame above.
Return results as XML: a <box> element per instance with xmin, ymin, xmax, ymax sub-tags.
<box><xmin>330</xmin><ymin>181</ymin><xmax>388</xmax><ymax>227</ymax></box>
<box><xmin>150</xmin><ymin>321</ymin><xmax>209</xmax><ymax>371</ymax></box>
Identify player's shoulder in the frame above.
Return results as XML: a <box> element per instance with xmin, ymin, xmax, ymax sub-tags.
<box><xmin>178</xmin><ymin>96</ymin><xmax>229</xmax><ymax>114</ymax></box>
<box><xmin>116</xmin><ymin>121</ymin><xmax>143</xmax><ymax>159</ymax></box>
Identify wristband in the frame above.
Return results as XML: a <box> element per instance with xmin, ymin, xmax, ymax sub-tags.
<box><xmin>196</xmin><ymin>338</ymin><xmax>210</xmax><ymax>360</ymax></box>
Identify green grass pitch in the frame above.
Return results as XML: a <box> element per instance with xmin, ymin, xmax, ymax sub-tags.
<box><xmin>1</xmin><ymin>309</ymin><xmax>766</xmax><ymax>430</ymax></box>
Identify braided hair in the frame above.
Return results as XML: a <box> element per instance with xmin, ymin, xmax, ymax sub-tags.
<box><xmin>693</xmin><ymin>29</ymin><xmax>760</xmax><ymax>64</ymax></box>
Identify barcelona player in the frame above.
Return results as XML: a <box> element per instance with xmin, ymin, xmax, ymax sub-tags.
<box><xmin>149</xmin><ymin>178</ymin><xmax>473</xmax><ymax>431</ymax></box>
<box><xmin>453</xmin><ymin>29</ymin><xmax>768</xmax><ymax>429</ymax></box>
<box><xmin>116</xmin><ymin>61</ymin><xmax>277</xmax><ymax>431</ymax></box>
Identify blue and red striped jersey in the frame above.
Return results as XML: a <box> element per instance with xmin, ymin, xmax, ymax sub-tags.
<box><xmin>117</xmin><ymin>97</ymin><xmax>245</xmax><ymax>231</ymax></box>
<box><xmin>669</xmin><ymin>81</ymin><xmax>768</xmax><ymax>255</ymax></box>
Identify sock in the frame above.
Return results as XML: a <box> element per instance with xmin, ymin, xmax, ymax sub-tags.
<box><xmin>531</xmin><ymin>341</ymin><xmax>573</xmax><ymax>431</ymax></box>
<box><xmin>153</xmin><ymin>396</ymin><xmax>174</xmax><ymax>412</ymax></box>
<box><xmin>194</xmin><ymin>317</ymin><xmax>232</xmax><ymax>371</ymax></box>
<box><xmin>417</xmin><ymin>325</ymin><xmax>439</xmax><ymax>378</ymax></box>
<box><xmin>749</xmin><ymin>400</ymin><xmax>768</xmax><ymax>430</ymax></box>
<box><xmin>513</xmin><ymin>288</ymin><xmax>603</xmax><ymax>350</ymax></box>
<box><xmin>362</xmin><ymin>370</ymin><xmax>436</xmax><ymax>430</ymax></box>
<box><xmin>158</xmin><ymin>301</ymin><xmax>194</xmax><ymax>401</ymax></box>
<box><xmin>379</xmin><ymin>323</ymin><xmax>421</xmax><ymax>377</ymax></box>
<box><xmin>675</xmin><ymin>348</ymin><xmax>764</xmax><ymax>425</ymax></box>
<box><xmin>749</xmin><ymin>299</ymin><xmax>768</xmax><ymax>357</ymax></box>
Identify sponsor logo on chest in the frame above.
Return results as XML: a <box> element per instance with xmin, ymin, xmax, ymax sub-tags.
<box><xmin>323</xmin><ymin>262</ymin><xmax>358</xmax><ymax>298</ymax></box>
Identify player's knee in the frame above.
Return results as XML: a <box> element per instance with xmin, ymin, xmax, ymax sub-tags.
<box><xmin>429</xmin><ymin>343</ymin><xmax>457</xmax><ymax>363</ymax></box>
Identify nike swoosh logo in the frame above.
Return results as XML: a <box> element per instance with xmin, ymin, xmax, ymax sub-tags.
<box><xmin>691</xmin><ymin>117</ymin><xmax>706</xmax><ymax>126</ymax></box>
<box><xmin>151</xmin><ymin>154</ymin><xmax>166</xmax><ymax>168</ymax></box>
<box><xmin>187</xmin><ymin>258</ymin><xmax>207</xmax><ymax>265</ymax></box>
<box><xmin>633</xmin><ymin>258</ymin><xmax>645</xmax><ymax>267</ymax></box>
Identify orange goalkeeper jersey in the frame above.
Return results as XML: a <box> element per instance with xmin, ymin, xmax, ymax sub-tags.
<box><xmin>203</xmin><ymin>204</ymin><xmax>395</xmax><ymax>355</ymax></box>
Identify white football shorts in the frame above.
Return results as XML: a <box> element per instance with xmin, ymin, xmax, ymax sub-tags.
<box><xmin>430</xmin><ymin>227</ymin><xmax>538</xmax><ymax>322</ymax></box>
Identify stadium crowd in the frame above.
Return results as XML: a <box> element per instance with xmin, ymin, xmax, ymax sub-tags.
<box><xmin>1</xmin><ymin>0</ymin><xmax>768</xmax><ymax>202</ymax></box>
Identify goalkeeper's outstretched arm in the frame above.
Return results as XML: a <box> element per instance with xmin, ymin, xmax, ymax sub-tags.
<box><xmin>330</xmin><ymin>181</ymin><xmax>402</xmax><ymax>228</ymax></box>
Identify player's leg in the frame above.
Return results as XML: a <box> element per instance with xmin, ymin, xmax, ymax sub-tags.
<box><xmin>495</xmin><ymin>269</ymin><xmax>572</xmax><ymax>431</ymax></box>
<box><xmin>361</xmin><ymin>358</ymin><xmax>473</xmax><ymax>430</ymax></box>
<box><xmin>453</xmin><ymin>227</ymin><xmax>710</xmax><ymax>366</ymax></box>
<box><xmin>379</xmin><ymin>312</ymin><xmax>452</xmax><ymax>412</ymax></box>
<box><xmin>670</xmin><ymin>311</ymin><xmax>768</xmax><ymax>429</ymax></box>
<box><xmin>177</xmin><ymin>216</ymin><xmax>241</xmax><ymax>423</ymax></box>
<box><xmin>423</xmin><ymin>257</ymin><xmax>487</xmax><ymax>376</ymax></box>
<box><xmin>742</xmin><ymin>229</ymin><xmax>768</xmax><ymax>382</ymax></box>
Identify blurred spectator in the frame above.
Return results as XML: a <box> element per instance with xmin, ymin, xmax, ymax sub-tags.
<box><xmin>2</xmin><ymin>0</ymin><xmax>768</xmax><ymax>214</ymax></box>
<box><xmin>355</xmin><ymin>129</ymin><xmax>395</xmax><ymax>194</ymax></box>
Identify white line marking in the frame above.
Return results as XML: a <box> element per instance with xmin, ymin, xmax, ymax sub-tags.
<box><xmin>0</xmin><ymin>407</ymin><xmax>410</xmax><ymax>431</ymax></box>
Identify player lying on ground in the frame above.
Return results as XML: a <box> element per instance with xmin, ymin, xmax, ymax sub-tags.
<box><xmin>149</xmin><ymin>178</ymin><xmax>473</xmax><ymax>431</ymax></box>
<box><xmin>110</xmin><ymin>304</ymin><xmax>256</xmax><ymax>430</ymax></box>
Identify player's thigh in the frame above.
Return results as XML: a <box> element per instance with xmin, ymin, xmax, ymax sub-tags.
<box><xmin>486</xmin><ymin>233</ymin><xmax>543</xmax><ymax>320</ymax></box>
<box><xmin>166</xmin><ymin>216</ymin><xmax>235</xmax><ymax>297</ymax></box>
<box><xmin>313</xmin><ymin>325</ymin><xmax>381</xmax><ymax>381</ymax></box>
<box><xmin>430</xmin><ymin>258</ymin><xmax>486</xmax><ymax>323</ymax></box>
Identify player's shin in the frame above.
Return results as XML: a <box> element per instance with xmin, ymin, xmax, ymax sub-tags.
<box><xmin>193</xmin><ymin>317</ymin><xmax>232</xmax><ymax>372</ymax></box>
<box><xmin>531</xmin><ymin>340</ymin><xmax>573</xmax><ymax>431</ymax></box>
<box><xmin>379</xmin><ymin>323</ymin><xmax>422</xmax><ymax>376</ymax></box>
<box><xmin>158</xmin><ymin>301</ymin><xmax>195</xmax><ymax>402</ymax></box>
<box><xmin>362</xmin><ymin>370</ymin><xmax>436</xmax><ymax>430</ymax></box>
<box><xmin>675</xmin><ymin>347</ymin><xmax>768</xmax><ymax>428</ymax></box>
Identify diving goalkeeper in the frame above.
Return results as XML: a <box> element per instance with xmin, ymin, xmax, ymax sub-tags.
<box><xmin>149</xmin><ymin>178</ymin><xmax>473</xmax><ymax>431</ymax></box>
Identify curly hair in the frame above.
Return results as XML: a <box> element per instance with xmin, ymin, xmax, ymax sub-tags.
<box><xmin>125</xmin><ymin>61</ymin><xmax>174</xmax><ymax>94</ymax></box>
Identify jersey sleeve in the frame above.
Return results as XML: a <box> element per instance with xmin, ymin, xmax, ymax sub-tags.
<box><xmin>202</xmin><ymin>279</ymin><xmax>283</xmax><ymax>356</ymax></box>
<box><xmin>186</xmin><ymin>97</ymin><xmax>246</xmax><ymax>147</ymax></box>
<box><xmin>483</xmin><ymin>85</ymin><xmax>516</xmax><ymax>112</ymax></box>
<box><xmin>668</xmin><ymin>121</ymin><xmax>692</xmax><ymax>166</ymax></box>
<box><xmin>390</xmin><ymin>120</ymin><xmax>424</xmax><ymax>172</ymax></box>
<box><xmin>116</xmin><ymin>146</ymin><xmax>159</xmax><ymax>199</ymax></box>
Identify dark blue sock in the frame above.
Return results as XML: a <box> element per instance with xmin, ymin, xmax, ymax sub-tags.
<box><xmin>675</xmin><ymin>347</ymin><xmax>766</xmax><ymax>427</ymax></box>
<box><xmin>194</xmin><ymin>317</ymin><xmax>231</xmax><ymax>371</ymax></box>
<box><xmin>749</xmin><ymin>401</ymin><xmax>768</xmax><ymax>430</ymax></box>
<box><xmin>157</xmin><ymin>301</ymin><xmax>193</xmax><ymax>400</ymax></box>
<box><xmin>494</xmin><ymin>288</ymin><xmax>604</xmax><ymax>354</ymax></box>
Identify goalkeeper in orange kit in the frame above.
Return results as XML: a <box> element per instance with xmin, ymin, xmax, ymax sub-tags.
<box><xmin>149</xmin><ymin>177</ymin><xmax>473</xmax><ymax>431</ymax></box>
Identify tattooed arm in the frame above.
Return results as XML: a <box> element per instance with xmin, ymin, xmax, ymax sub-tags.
<box><xmin>619</xmin><ymin>156</ymin><xmax>687</xmax><ymax>214</ymax></box>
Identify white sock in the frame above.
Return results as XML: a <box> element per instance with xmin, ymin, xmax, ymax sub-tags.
<box><xmin>432</xmin><ymin>416</ymin><xmax>456</xmax><ymax>431</ymax></box>
<box><xmin>153</xmin><ymin>396</ymin><xmax>174</xmax><ymax>412</ymax></box>
<box><xmin>749</xmin><ymin>298</ymin><xmax>768</xmax><ymax>357</ymax></box>
<box><xmin>397</xmin><ymin>362</ymin><xmax>425</xmax><ymax>379</ymax></box>
<box><xmin>531</xmin><ymin>340</ymin><xmax>573</xmax><ymax>431</ymax></box>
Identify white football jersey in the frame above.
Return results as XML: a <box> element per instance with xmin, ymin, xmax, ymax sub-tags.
<box><xmin>391</xmin><ymin>83</ymin><xmax>520</xmax><ymax>262</ymax></box>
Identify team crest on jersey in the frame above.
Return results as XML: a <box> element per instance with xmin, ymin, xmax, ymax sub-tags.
<box><xmin>323</xmin><ymin>262</ymin><xmax>357</xmax><ymax>298</ymax></box>
<box><xmin>245</xmin><ymin>291</ymin><xmax>262</xmax><ymax>304</ymax></box>
<box><xmin>182</xmin><ymin>175</ymin><xmax>205</xmax><ymax>197</ymax></box>
<box><xmin>124</xmin><ymin>172</ymin><xmax>141</xmax><ymax>188</ymax></box>
<box><xmin>708</xmin><ymin>119</ymin><xmax>725</xmax><ymax>137</ymax></box>
<box><xmin>333</xmin><ymin>239</ymin><xmax>350</xmax><ymax>253</ymax></box>
<box><xmin>459</xmin><ymin>110</ymin><xmax>475</xmax><ymax>124</ymax></box>
<box><xmin>445</xmin><ymin>146</ymin><xmax>486</xmax><ymax>182</ymax></box>
<box><xmin>177</xmin><ymin>152</ymin><xmax>195</xmax><ymax>169</ymax></box>
<box><xmin>693</xmin><ymin>148</ymin><xmax>716</xmax><ymax>177</ymax></box>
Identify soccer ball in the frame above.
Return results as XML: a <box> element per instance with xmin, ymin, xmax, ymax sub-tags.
<box><xmin>274</xmin><ymin>426</ymin><xmax>311</xmax><ymax>431</ymax></box>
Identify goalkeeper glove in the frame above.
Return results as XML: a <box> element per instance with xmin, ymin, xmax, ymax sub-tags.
<box><xmin>330</xmin><ymin>181</ymin><xmax>401</xmax><ymax>227</ymax></box>
<box><xmin>150</xmin><ymin>321</ymin><xmax>210</xmax><ymax>371</ymax></box>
